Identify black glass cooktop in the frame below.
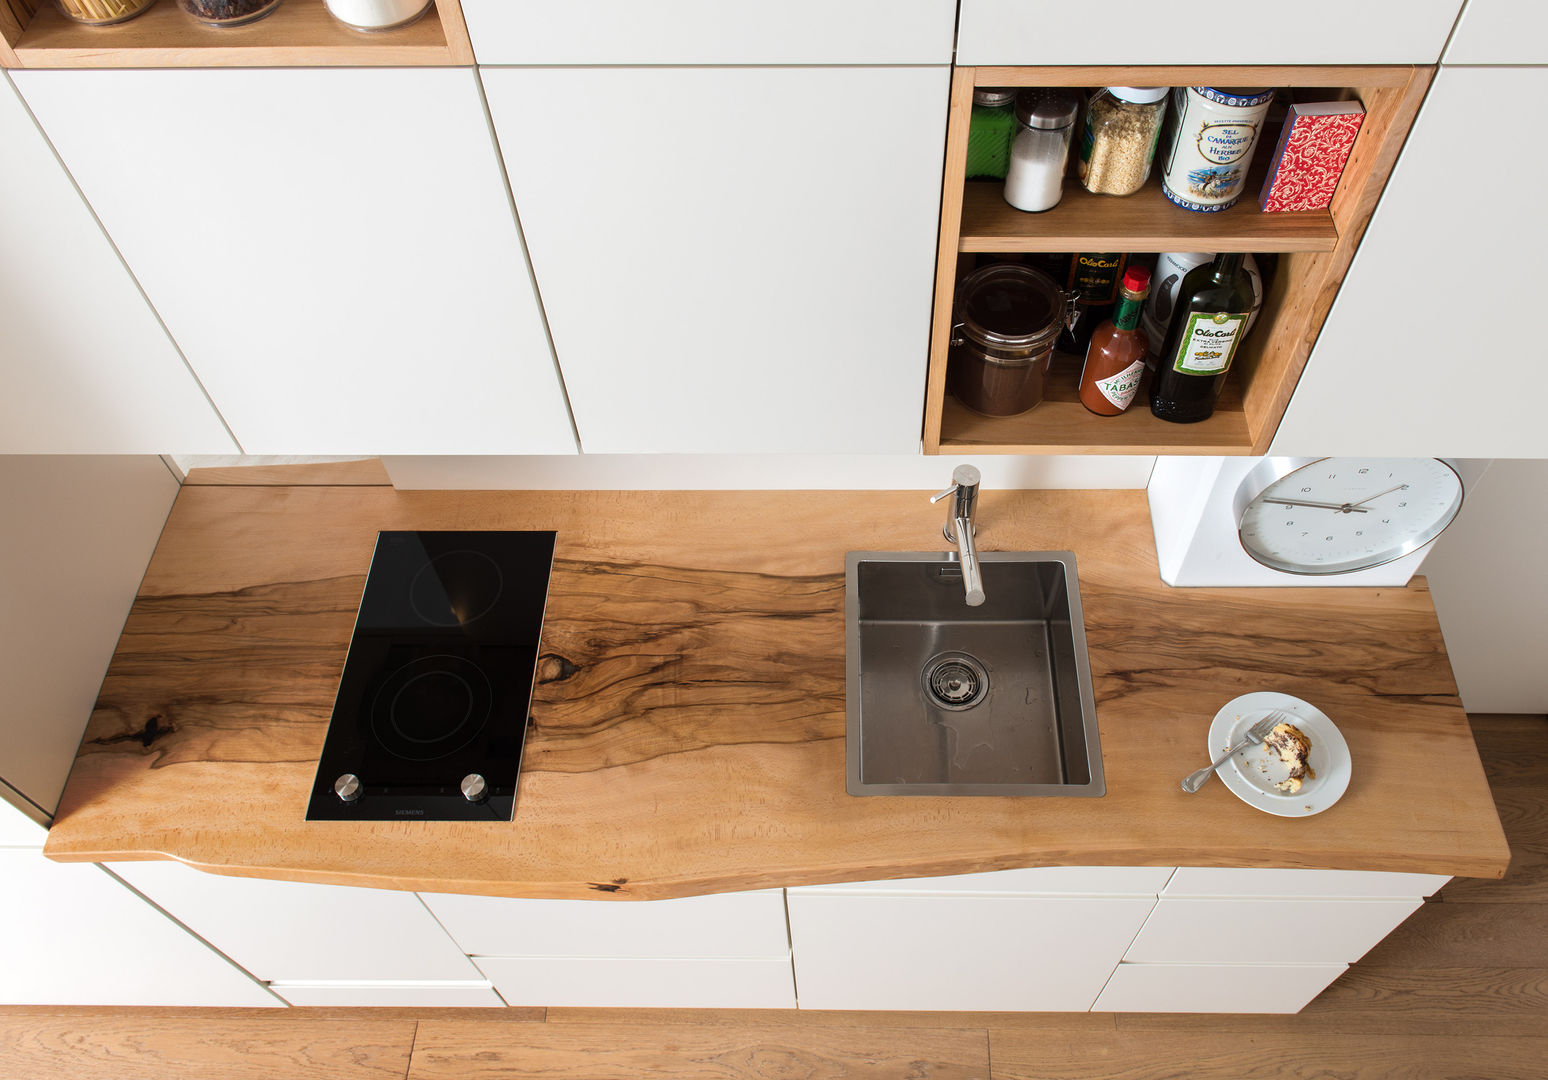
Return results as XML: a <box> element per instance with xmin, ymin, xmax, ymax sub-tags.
<box><xmin>306</xmin><ymin>530</ymin><xmax>555</xmax><ymax>822</ymax></box>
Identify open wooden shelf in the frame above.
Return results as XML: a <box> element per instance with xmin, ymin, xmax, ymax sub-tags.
<box><xmin>923</xmin><ymin>64</ymin><xmax>1433</xmax><ymax>457</ymax></box>
<box><xmin>1</xmin><ymin>0</ymin><xmax>472</xmax><ymax>68</ymax></box>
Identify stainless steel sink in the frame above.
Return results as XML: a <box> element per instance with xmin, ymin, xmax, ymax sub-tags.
<box><xmin>845</xmin><ymin>551</ymin><xmax>1104</xmax><ymax>796</ymax></box>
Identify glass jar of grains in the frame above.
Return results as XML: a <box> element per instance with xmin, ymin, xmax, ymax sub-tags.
<box><xmin>54</xmin><ymin>0</ymin><xmax>156</xmax><ymax>24</ymax></box>
<box><xmin>1078</xmin><ymin>86</ymin><xmax>1168</xmax><ymax>197</ymax></box>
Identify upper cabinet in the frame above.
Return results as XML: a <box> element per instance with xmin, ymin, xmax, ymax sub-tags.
<box><xmin>956</xmin><ymin>0</ymin><xmax>1466</xmax><ymax>65</ymax></box>
<box><xmin>484</xmin><ymin>65</ymin><xmax>949</xmax><ymax>454</ymax></box>
<box><xmin>0</xmin><ymin>74</ymin><xmax>234</xmax><ymax>453</ymax></box>
<box><xmin>1444</xmin><ymin>0</ymin><xmax>1548</xmax><ymax>64</ymax></box>
<box><xmin>459</xmin><ymin>0</ymin><xmax>958</xmax><ymax>65</ymax></box>
<box><xmin>14</xmin><ymin>67</ymin><xmax>576</xmax><ymax>455</ymax></box>
<box><xmin>1271</xmin><ymin>64</ymin><xmax>1548</xmax><ymax>457</ymax></box>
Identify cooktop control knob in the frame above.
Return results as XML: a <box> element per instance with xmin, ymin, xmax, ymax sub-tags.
<box><xmin>334</xmin><ymin>773</ymin><xmax>363</xmax><ymax>803</ymax></box>
<box><xmin>461</xmin><ymin>773</ymin><xmax>489</xmax><ymax>803</ymax></box>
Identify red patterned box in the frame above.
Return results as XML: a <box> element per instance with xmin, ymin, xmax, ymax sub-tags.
<box><xmin>1259</xmin><ymin>101</ymin><xmax>1365</xmax><ymax>213</ymax></box>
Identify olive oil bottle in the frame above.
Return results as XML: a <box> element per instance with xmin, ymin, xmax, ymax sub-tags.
<box><xmin>1149</xmin><ymin>252</ymin><xmax>1254</xmax><ymax>423</ymax></box>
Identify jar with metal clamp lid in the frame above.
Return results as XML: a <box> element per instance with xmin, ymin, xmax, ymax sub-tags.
<box><xmin>948</xmin><ymin>264</ymin><xmax>1075</xmax><ymax>416</ymax></box>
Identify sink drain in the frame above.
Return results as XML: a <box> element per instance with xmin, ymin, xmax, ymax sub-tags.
<box><xmin>922</xmin><ymin>652</ymin><xmax>989</xmax><ymax>711</ymax></box>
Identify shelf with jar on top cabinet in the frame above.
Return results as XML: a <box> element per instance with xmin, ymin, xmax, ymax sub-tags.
<box><xmin>924</xmin><ymin>64</ymin><xmax>1431</xmax><ymax>456</ymax></box>
<box><xmin>0</xmin><ymin>0</ymin><xmax>472</xmax><ymax>69</ymax></box>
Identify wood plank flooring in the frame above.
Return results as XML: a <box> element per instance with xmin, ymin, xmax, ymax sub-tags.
<box><xmin>3</xmin><ymin>714</ymin><xmax>1542</xmax><ymax>1080</ymax></box>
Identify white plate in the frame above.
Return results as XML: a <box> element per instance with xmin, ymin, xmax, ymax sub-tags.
<box><xmin>1205</xmin><ymin>692</ymin><xmax>1351</xmax><ymax>817</ymax></box>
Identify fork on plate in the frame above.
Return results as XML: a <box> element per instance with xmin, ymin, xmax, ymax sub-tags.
<box><xmin>1180</xmin><ymin>710</ymin><xmax>1289</xmax><ymax>794</ymax></box>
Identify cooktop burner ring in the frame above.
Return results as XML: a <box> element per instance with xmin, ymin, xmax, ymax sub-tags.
<box><xmin>409</xmin><ymin>549</ymin><xmax>504</xmax><ymax>628</ymax></box>
<box><xmin>369</xmin><ymin>653</ymin><xmax>493</xmax><ymax>762</ymax></box>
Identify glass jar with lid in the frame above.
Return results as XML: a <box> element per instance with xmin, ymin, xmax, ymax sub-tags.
<box><xmin>1078</xmin><ymin>86</ymin><xmax>1168</xmax><ymax>196</ymax></box>
<box><xmin>948</xmin><ymin>263</ymin><xmax>1073</xmax><ymax>416</ymax></box>
<box><xmin>1002</xmin><ymin>89</ymin><xmax>1081</xmax><ymax>213</ymax></box>
<box><xmin>965</xmin><ymin>88</ymin><xmax>1018</xmax><ymax>181</ymax></box>
<box><xmin>177</xmin><ymin>0</ymin><xmax>282</xmax><ymax>27</ymax></box>
<box><xmin>54</xmin><ymin>0</ymin><xmax>156</xmax><ymax>25</ymax></box>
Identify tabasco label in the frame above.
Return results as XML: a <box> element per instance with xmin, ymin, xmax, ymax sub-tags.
<box><xmin>1172</xmin><ymin>311</ymin><xmax>1246</xmax><ymax>375</ymax></box>
<box><xmin>1095</xmin><ymin>360</ymin><xmax>1146</xmax><ymax>410</ymax></box>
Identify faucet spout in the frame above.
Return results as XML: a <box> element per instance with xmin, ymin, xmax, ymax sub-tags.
<box><xmin>930</xmin><ymin>464</ymin><xmax>986</xmax><ymax>607</ymax></box>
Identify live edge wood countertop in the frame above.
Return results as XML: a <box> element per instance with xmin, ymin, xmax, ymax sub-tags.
<box><xmin>43</xmin><ymin>484</ymin><xmax>1511</xmax><ymax>899</ymax></box>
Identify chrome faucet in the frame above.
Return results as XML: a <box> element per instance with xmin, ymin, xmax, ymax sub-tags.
<box><xmin>930</xmin><ymin>464</ymin><xmax>985</xmax><ymax>607</ymax></box>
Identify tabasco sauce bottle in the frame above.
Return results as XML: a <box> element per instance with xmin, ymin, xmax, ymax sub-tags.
<box><xmin>1077</xmin><ymin>265</ymin><xmax>1151</xmax><ymax>415</ymax></box>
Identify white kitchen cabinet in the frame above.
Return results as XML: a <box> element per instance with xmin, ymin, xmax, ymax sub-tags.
<box><xmin>482</xmin><ymin>65</ymin><xmax>948</xmax><ymax>454</ymax></box>
<box><xmin>109</xmin><ymin>860</ymin><xmax>482</xmax><ymax>985</ymax></box>
<box><xmin>1444</xmin><ymin>0</ymin><xmax>1548</xmax><ymax>63</ymax></box>
<box><xmin>1162</xmin><ymin>867</ymin><xmax>1450</xmax><ymax>900</ymax></box>
<box><xmin>1271</xmin><ymin>65</ymin><xmax>1548</xmax><ymax>457</ymax></box>
<box><xmin>475</xmin><ymin>956</ymin><xmax>796</xmax><ymax>1009</ymax></box>
<box><xmin>0</xmin><ymin>75</ymin><xmax>234</xmax><ymax>454</ymax></box>
<box><xmin>1093</xmin><ymin>961</ymin><xmax>1349</xmax><ymax>1014</ymax></box>
<box><xmin>269</xmin><ymin>982</ymin><xmax>504</xmax><ymax>1008</ymax></box>
<box><xmin>420</xmin><ymin>888</ymin><xmax>796</xmax><ymax>1009</ymax></box>
<box><xmin>956</xmin><ymin>0</ymin><xmax>1464</xmax><ymax>65</ymax></box>
<box><xmin>0</xmin><ymin>852</ymin><xmax>277</xmax><ymax>1006</ymax></box>
<box><xmin>12</xmin><ymin>67</ymin><xmax>575</xmax><ymax>456</ymax></box>
<box><xmin>420</xmin><ymin>888</ymin><xmax>789</xmax><ymax>959</ymax></box>
<box><xmin>460</xmin><ymin>0</ymin><xmax>957</xmax><ymax>65</ymax></box>
<box><xmin>1123</xmin><ymin>898</ymin><xmax>1423</xmax><ymax>965</ymax></box>
<box><xmin>787</xmin><ymin>883</ymin><xmax>1157</xmax><ymax>1011</ymax></box>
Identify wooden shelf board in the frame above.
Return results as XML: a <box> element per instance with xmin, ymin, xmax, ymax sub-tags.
<box><xmin>936</xmin><ymin>354</ymin><xmax>1255</xmax><ymax>455</ymax></box>
<box><xmin>959</xmin><ymin>176</ymin><xmax>1338</xmax><ymax>255</ymax></box>
<box><xmin>12</xmin><ymin>0</ymin><xmax>458</xmax><ymax>67</ymax></box>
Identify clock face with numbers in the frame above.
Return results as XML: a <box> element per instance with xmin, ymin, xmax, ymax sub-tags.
<box><xmin>1235</xmin><ymin>458</ymin><xmax>1465</xmax><ymax>576</ymax></box>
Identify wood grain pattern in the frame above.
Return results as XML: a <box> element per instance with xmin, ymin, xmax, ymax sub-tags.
<box><xmin>408</xmin><ymin>1020</ymin><xmax>990</xmax><ymax>1080</ymax></box>
<box><xmin>988</xmin><ymin>1029</ymin><xmax>1548</xmax><ymax>1080</ymax></box>
<box><xmin>41</xmin><ymin>486</ymin><xmax>1510</xmax><ymax>897</ymax></box>
<box><xmin>11</xmin><ymin>0</ymin><xmax>464</xmax><ymax>68</ymax></box>
<box><xmin>921</xmin><ymin>66</ymin><xmax>976</xmax><ymax>454</ymax></box>
<box><xmin>0</xmin><ymin>1016</ymin><xmax>415</xmax><ymax>1080</ymax></box>
<box><xmin>181</xmin><ymin>458</ymin><xmax>392</xmax><ymax>486</ymax></box>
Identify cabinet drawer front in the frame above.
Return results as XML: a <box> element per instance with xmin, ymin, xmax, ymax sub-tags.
<box><xmin>1125</xmin><ymin>898</ymin><xmax>1423</xmax><ymax>965</ymax></box>
<box><xmin>461</xmin><ymin>0</ymin><xmax>957</xmax><ymax>65</ymax></box>
<box><xmin>475</xmin><ymin>956</ymin><xmax>795</xmax><ymax>1009</ymax></box>
<box><xmin>1445</xmin><ymin>0</ymin><xmax>1548</xmax><ymax>64</ymax></box>
<box><xmin>1093</xmin><ymin>962</ymin><xmax>1347</xmax><ymax>1014</ymax></box>
<box><xmin>957</xmin><ymin>0</ymin><xmax>1463</xmax><ymax>64</ymax></box>
<box><xmin>270</xmin><ymin>983</ymin><xmax>504</xmax><ymax>1008</ymax></box>
<box><xmin>109</xmin><ymin>861</ymin><xmax>480</xmax><ymax>984</ymax></box>
<box><xmin>1164</xmin><ymin>868</ymin><xmax>1449</xmax><ymax>900</ymax></box>
<box><xmin>794</xmin><ymin>866</ymin><xmax>1174</xmax><ymax>896</ymax></box>
<box><xmin>788</xmin><ymin>893</ymin><xmax>1154</xmax><ymax>1011</ymax></box>
<box><xmin>419</xmin><ymin>889</ymin><xmax>789</xmax><ymax>960</ymax></box>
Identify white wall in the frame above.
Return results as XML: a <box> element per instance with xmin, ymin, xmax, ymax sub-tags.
<box><xmin>383</xmin><ymin>454</ymin><xmax>1157</xmax><ymax>490</ymax></box>
<box><xmin>1418</xmin><ymin>459</ymin><xmax>1548</xmax><ymax>713</ymax></box>
<box><xmin>0</xmin><ymin>456</ymin><xmax>180</xmax><ymax>819</ymax></box>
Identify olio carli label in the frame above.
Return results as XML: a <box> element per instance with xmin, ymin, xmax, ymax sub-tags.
<box><xmin>1173</xmin><ymin>312</ymin><xmax>1245</xmax><ymax>375</ymax></box>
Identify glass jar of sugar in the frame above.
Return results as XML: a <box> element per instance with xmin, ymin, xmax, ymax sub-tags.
<box><xmin>1002</xmin><ymin>89</ymin><xmax>1081</xmax><ymax>213</ymax></box>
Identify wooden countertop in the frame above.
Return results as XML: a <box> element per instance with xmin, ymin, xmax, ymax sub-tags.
<box><xmin>43</xmin><ymin>484</ymin><xmax>1511</xmax><ymax>898</ymax></box>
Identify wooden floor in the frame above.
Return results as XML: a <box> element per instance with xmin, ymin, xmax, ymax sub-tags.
<box><xmin>3</xmin><ymin>714</ymin><xmax>1543</xmax><ymax>1080</ymax></box>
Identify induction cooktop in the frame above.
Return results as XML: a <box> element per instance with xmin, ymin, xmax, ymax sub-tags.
<box><xmin>306</xmin><ymin>530</ymin><xmax>555</xmax><ymax>822</ymax></box>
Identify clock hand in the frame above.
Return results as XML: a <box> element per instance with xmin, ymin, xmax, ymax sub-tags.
<box><xmin>1350</xmin><ymin>483</ymin><xmax>1408</xmax><ymax>507</ymax></box>
<box><xmin>1270</xmin><ymin>499</ymin><xmax>1370</xmax><ymax>513</ymax></box>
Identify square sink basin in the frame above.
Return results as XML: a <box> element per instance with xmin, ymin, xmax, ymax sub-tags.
<box><xmin>845</xmin><ymin>551</ymin><xmax>1104</xmax><ymax>797</ymax></box>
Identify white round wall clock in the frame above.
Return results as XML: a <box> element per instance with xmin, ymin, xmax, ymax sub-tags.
<box><xmin>1234</xmin><ymin>458</ymin><xmax>1465</xmax><ymax>575</ymax></box>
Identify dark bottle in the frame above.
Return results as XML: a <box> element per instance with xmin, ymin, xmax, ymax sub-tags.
<box><xmin>1059</xmin><ymin>252</ymin><xmax>1128</xmax><ymax>353</ymax></box>
<box><xmin>1149</xmin><ymin>252</ymin><xmax>1254</xmax><ymax>423</ymax></box>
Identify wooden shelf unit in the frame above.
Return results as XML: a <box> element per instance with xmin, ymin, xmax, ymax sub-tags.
<box><xmin>924</xmin><ymin>65</ymin><xmax>1431</xmax><ymax>457</ymax></box>
<box><xmin>0</xmin><ymin>0</ymin><xmax>473</xmax><ymax>68</ymax></box>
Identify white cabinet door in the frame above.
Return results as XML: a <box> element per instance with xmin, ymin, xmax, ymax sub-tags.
<box><xmin>109</xmin><ymin>861</ymin><xmax>482</xmax><ymax>984</ymax></box>
<box><xmin>0</xmin><ymin>76</ymin><xmax>234</xmax><ymax>454</ymax></box>
<box><xmin>1163</xmin><ymin>868</ymin><xmax>1449</xmax><ymax>899</ymax></box>
<box><xmin>1125</xmin><ymin>898</ymin><xmax>1423</xmax><ymax>965</ymax></box>
<box><xmin>787</xmin><ymin>892</ymin><xmax>1155</xmax><ymax>1011</ymax></box>
<box><xmin>1445</xmin><ymin>0</ymin><xmax>1548</xmax><ymax>63</ymax></box>
<box><xmin>475</xmin><ymin>956</ymin><xmax>796</xmax><ymax>1009</ymax></box>
<box><xmin>956</xmin><ymin>0</ymin><xmax>1465</xmax><ymax>64</ymax></box>
<box><xmin>420</xmin><ymin>888</ymin><xmax>789</xmax><ymax>959</ymax></box>
<box><xmin>13</xmin><ymin>68</ymin><xmax>575</xmax><ymax>456</ymax></box>
<box><xmin>1093</xmin><ymin>961</ymin><xmax>1347</xmax><ymax>1014</ymax></box>
<box><xmin>460</xmin><ymin>0</ymin><xmax>957</xmax><ymax>65</ymax></box>
<box><xmin>1271</xmin><ymin>67</ymin><xmax>1548</xmax><ymax>457</ymax></box>
<box><xmin>483</xmin><ymin>66</ymin><xmax>948</xmax><ymax>454</ymax></box>
<box><xmin>0</xmin><ymin>853</ymin><xmax>277</xmax><ymax>1006</ymax></box>
<box><xmin>798</xmin><ymin>867</ymin><xmax>1175</xmax><ymax>895</ymax></box>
